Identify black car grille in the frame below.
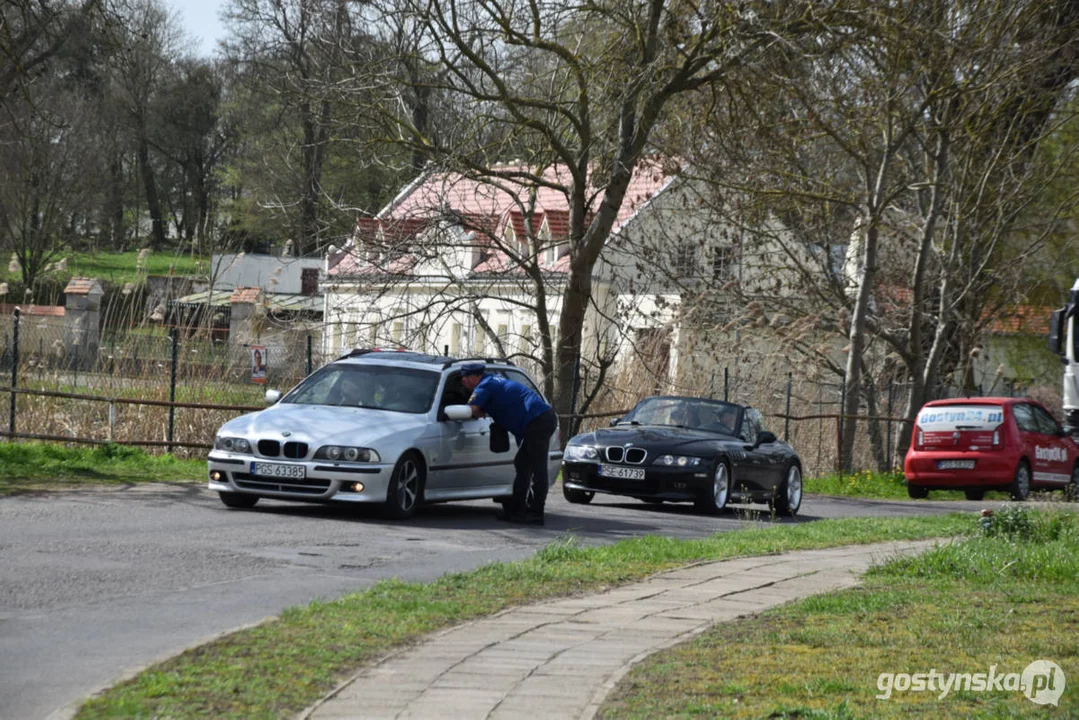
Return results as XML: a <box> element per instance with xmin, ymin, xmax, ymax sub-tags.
<box><xmin>254</xmin><ymin>440</ymin><xmax>309</xmax><ymax>459</ymax></box>
<box><xmin>604</xmin><ymin>446</ymin><xmax>647</xmax><ymax>464</ymax></box>
<box><xmin>283</xmin><ymin>441</ymin><xmax>309</xmax><ymax>459</ymax></box>
<box><xmin>232</xmin><ymin>472</ymin><xmax>330</xmax><ymax>495</ymax></box>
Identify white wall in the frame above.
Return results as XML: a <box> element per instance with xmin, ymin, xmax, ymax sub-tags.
<box><xmin>211</xmin><ymin>254</ymin><xmax>322</xmax><ymax>294</ymax></box>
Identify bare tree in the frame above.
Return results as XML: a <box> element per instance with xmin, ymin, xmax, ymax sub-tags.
<box><xmin>343</xmin><ymin>0</ymin><xmax>821</xmax><ymax>433</ymax></box>
<box><xmin>678</xmin><ymin>0</ymin><xmax>1079</xmax><ymax>469</ymax></box>
<box><xmin>223</xmin><ymin>0</ymin><xmax>364</xmax><ymax>256</ymax></box>
<box><xmin>0</xmin><ymin>81</ymin><xmax>100</xmax><ymax>287</ymax></box>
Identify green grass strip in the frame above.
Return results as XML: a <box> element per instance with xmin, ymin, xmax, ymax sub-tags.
<box><xmin>808</xmin><ymin>469</ymin><xmax>1015</xmax><ymax>501</ymax></box>
<box><xmin>600</xmin><ymin>506</ymin><xmax>1079</xmax><ymax>718</ymax></box>
<box><xmin>0</xmin><ymin>442</ymin><xmax>203</xmax><ymax>494</ymax></box>
<box><xmin>74</xmin><ymin>513</ymin><xmax>972</xmax><ymax>719</ymax></box>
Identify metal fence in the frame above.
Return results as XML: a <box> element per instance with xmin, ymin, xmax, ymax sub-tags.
<box><xmin>0</xmin><ymin>307</ymin><xmax>1029</xmax><ymax>471</ymax></box>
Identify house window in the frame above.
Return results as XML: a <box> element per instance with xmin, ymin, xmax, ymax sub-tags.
<box><xmin>474</xmin><ymin>312</ymin><xmax>488</xmax><ymax>354</ymax></box>
<box><xmin>301</xmin><ymin>267</ymin><xmax>319</xmax><ymax>295</ymax></box>
<box><xmin>369</xmin><ymin>324</ymin><xmax>379</xmax><ymax>344</ymax></box>
<box><xmin>544</xmin><ymin>243</ymin><xmax>561</xmax><ymax>265</ymax></box>
<box><xmin>674</xmin><ymin>243</ymin><xmax>697</xmax><ymax>278</ymax></box>
<box><xmin>520</xmin><ymin>324</ymin><xmax>532</xmax><ymax>355</ymax></box>
<box><xmin>392</xmin><ymin>321</ymin><xmax>404</xmax><ymax>345</ymax></box>
<box><xmin>450</xmin><ymin>323</ymin><xmax>462</xmax><ymax>354</ymax></box>
<box><xmin>712</xmin><ymin>246</ymin><xmax>735</xmax><ymax>283</ymax></box>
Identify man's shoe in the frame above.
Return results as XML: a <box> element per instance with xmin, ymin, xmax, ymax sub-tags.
<box><xmin>512</xmin><ymin>513</ymin><xmax>544</xmax><ymax>526</ymax></box>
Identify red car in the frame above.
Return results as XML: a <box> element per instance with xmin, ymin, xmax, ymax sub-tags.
<box><xmin>904</xmin><ymin>397</ymin><xmax>1079</xmax><ymax>500</ymax></box>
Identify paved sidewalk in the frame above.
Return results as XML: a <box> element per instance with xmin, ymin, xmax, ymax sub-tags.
<box><xmin>302</xmin><ymin>540</ymin><xmax>938</xmax><ymax>720</ymax></box>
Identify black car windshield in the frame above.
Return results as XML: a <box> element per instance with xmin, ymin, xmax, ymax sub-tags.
<box><xmin>620</xmin><ymin>397</ymin><xmax>742</xmax><ymax>435</ymax></box>
<box><xmin>282</xmin><ymin>364</ymin><xmax>440</xmax><ymax>413</ymax></box>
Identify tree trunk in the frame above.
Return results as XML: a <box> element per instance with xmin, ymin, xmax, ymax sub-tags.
<box><xmin>137</xmin><ymin>132</ymin><xmax>167</xmax><ymax>250</ymax></box>
<box><xmin>840</xmin><ymin>220</ymin><xmax>878</xmax><ymax>471</ymax></box>
<box><xmin>862</xmin><ymin>372</ymin><xmax>888</xmax><ymax>471</ymax></box>
<box><xmin>108</xmin><ymin>155</ymin><xmax>125</xmax><ymax>248</ymax></box>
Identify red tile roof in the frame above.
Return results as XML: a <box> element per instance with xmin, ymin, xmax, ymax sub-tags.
<box><xmin>331</xmin><ymin>160</ymin><xmax>675</xmax><ymax>277</ymax></box>
<box><xmin>63</xmin><ymin>277</ymin><xmax>103</xmax><ymax>295</ymax></box>
<box><xmin>229</xmin><ymin>287</ymin><xmax>263</xmax><ymax>304</ymax></box>
<box><xmin>0</xmin><ymin>303</ymin><xmax>65</xmax><ymax>317</ymax></box>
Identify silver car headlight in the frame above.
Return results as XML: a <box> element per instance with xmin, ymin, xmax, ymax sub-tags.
<box><xmin>654</xmin><ymin>454</ymin><xmax>702</xmax><ymax>467</ymax></box>
<box><xmin>214</xmin><ymin>436</ymin><xmax>251</xmax><ymax>453</ymax></box>
<box><xmin>564</xmin><ymin>445</ymin><xmax>599</xmax><ymax>462</ymax></box>
<box><xmin>314</xmin><ymin>446</ymin><xmax>381</xmax><ymax>463</ymax></box>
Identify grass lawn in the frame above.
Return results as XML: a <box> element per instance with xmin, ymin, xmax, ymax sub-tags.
<box><xmin>67</xmin><ymin>250</ymin><xmax>207</xmax><ymax>284</ymax></box>
<box><xmin>600</xmin><ymin>505</ymin><xmax>1078</xmax><ymax>719</ymax></box>
<box><xmin>808</xmin><ymin>469</ymin><xmax>1015</xmax><ymax>502</ymax></box>
<box><xmin>2</xmin><ymin>250</ymin><xmax>207</xmax><ymax>286</ymax></box>
<box><xmin>73</xmin><ymin>513</ymin><xmax>973</xmax><ymax>720</ymax></box>
<box><xmin>0</xmin><ymin>442</ymin><xmax>205</xmax><ymax>494</ymax></box>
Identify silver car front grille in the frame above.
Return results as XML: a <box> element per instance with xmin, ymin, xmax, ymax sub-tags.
<box><xmin>604</xmin><ymin>446</ymin><xmax>647</xmax><ymax>464</ymax></box>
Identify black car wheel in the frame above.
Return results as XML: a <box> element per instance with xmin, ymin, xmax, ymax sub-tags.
<box><xmin>1009</xmin><ymin>460</ymin><xmax>1031</xmax><ymax>501</ymax></box>
<box><xmin>385</xmin><ymin>452</ymin><xmax>424</xmax><ymax>519</ymax></box>
<box><xmin>563</xmin><ymin>486</ymin><xmax>594</xmax><ymax>504</ymax></box>
<box><xmin>218</xmin><ymin>491</ymin><xmax>259</xmax><ymax>509</ymax></box>
<box><xmin>964</xmin><ymin>489</ymin><xmax>986</xmax><ymax>501</ymax></box>
<box><xmin>695</xmin><ymin>460</ymin><xmax>730</xmax><ymax>515</ymax></box>
<box><xmin>770</xmin><ymin>463</ymin><xmax>802</xmax><ymax>516</ymax></box>
<box><xmin>907</xmin><ymin>483</ymin><xmax>928</xmax><ymax>499</ymax></box>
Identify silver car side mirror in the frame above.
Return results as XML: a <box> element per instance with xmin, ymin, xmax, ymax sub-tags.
<box><xmin>265</xmin><ymin>389</ymin><xmax>282</xmax><ymax>405</ymax></box>
<box><xmin>444</xmin><ymin>404</ymin><xmax>473</xmax><ymax>421</ymax></box>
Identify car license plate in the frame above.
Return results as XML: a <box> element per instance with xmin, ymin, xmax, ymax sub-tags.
<box><xmin>937</xmin><ymin>460</ymin><xmax>975</xmax><ymax>470</ymax></box>
<box><xmin>251</xmin><ymin>461</ymin><xmax>306</xmax><ymax>480</ymax></box>
<box><xmin>598</xmin><ymin>464</ymin><xmax>645</xmax><ymax>480</ymax></box>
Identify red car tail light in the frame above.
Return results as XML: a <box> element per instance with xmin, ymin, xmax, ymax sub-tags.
<box><xmin>915</xmin><ymin>427</ymin><xmax>924</xmax><ymax>450</ymax></box>
<box><xmin>992</xmin><ymin>429</ymin><xmax>1002</xmax><ymax>447</ymax></box>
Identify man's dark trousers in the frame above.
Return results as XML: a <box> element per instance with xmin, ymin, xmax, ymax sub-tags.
<box><xmin>511</xmin><ymin>409</ymin><xmax>558</xmax><ymax>515</ymax></box>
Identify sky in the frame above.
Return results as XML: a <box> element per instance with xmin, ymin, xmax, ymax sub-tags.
<box><xmin>168</xmin><ymin>0</ymin><xmax>228</xmax><ymax>57</ymax></box>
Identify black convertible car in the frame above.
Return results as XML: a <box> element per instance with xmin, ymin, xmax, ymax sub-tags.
<box><xmin>561</xmin><ymin>396</ymin><xmax>803</xmax><ymax>515</ymax></box>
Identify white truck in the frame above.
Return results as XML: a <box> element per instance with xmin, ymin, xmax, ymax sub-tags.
<box><xmin>1049</xmin><ymin>278</ymin><xmax>1079</xmax><ymax>438</ymax></box>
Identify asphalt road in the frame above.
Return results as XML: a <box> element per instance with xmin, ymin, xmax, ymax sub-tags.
<box><xmin>0</xmin><ymin>484</ymin><xmax>991</xmax><ymax>720</ymax></box>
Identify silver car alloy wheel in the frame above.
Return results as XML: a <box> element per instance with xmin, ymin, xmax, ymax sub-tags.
<box><xmin>396</xmin><ymin>458</ymin><xmax>420</xmax><ymax>511</ymax></box>
<box><xmin>713</xmin><ymin>463</ymin><xmax>730</xmax><ymax>507</ymax></box>
<box><xmin>787</xmin><ymin>465</ymin><xmax>802</xmax><ymax>510</ymax></box>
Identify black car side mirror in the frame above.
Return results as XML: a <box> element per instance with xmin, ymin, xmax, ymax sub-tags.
<box><xmin>753</xmin><ymin>431</ymin><xmax>777</xmax><ymax>449</ymax></box>
<box><xmin>609</xmin><ymin>417</ymin><xmax>621</xmax><ymax>427</ymax></box>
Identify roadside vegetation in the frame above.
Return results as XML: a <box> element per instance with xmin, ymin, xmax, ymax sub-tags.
<box><xmin>73</xmin><ymin>514</ymin><xmax>972</xmax><ymax>720</ymax></box>
<box><xmin>0</xmin><ymin>442</ymin><xmax>204</xmax><ymax>494</ymax></box>
<box><xmin>809</xmin><ymin>469</ymin><xmax>1014</xmax><ymax>501</ymax></box>
<box><xmin>600</xmin><ymin>505</ymin><xmax>1078</xmax><ymax>718</ymax></box>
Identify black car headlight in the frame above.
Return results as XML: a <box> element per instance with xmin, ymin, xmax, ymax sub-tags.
<box><xmin>314</xmin><ymin>446</ymin><xmax>381</xmax><ymax>463</ymax></box>
<box><xmin>564</xmin><ymin>445</ymin><xmax>599</xmax><ymax>462</ymax></box>
<box><xmin>214</xmin><ymin>436</ymin><xmax>251</xmax><ymax>453</ymax></box>
<box><xmin>654</xmin><ymin>454</ymin><xmax>702</xmax><ymax>467</ymax></box>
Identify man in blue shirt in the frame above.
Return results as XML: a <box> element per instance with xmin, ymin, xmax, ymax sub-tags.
<box><xmin>461</xmin><ymin>362</ymin><xmax>558</xmax><ymax>524</ymax></box>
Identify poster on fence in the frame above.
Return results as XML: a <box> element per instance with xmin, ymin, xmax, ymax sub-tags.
<box><xmin>251</xmin><ymin>345</ymin><xmax>267</xmax><ymax>384</ymax></box>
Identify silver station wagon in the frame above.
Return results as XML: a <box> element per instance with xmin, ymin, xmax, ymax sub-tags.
<box><xmin>207</xmin><ymin>350</ymin><xmax>561</xmax><ymax>518</ymax></box>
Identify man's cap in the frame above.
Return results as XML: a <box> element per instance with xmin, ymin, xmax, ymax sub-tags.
<box><xmin>460</xmin><ymin>362</ymin><xmax>486</xmax><ymax>376</ymax></box>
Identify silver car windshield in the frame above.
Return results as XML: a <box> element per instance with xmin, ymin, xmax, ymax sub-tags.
<box><xmin>621</xmin><ymin>397</ymin><xmax>742</xmax><ymax>435</ymax></box>
<box><xmin>282</xmin><ymin>364</ymin><xmax>440</xmax><ymax>413</ymax></box>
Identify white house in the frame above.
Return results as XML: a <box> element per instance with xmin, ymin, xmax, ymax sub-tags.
<box><xmin>322</xmin><ymin>162</ymin><xmax>801</xmax><ymax>391</ymax></box>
